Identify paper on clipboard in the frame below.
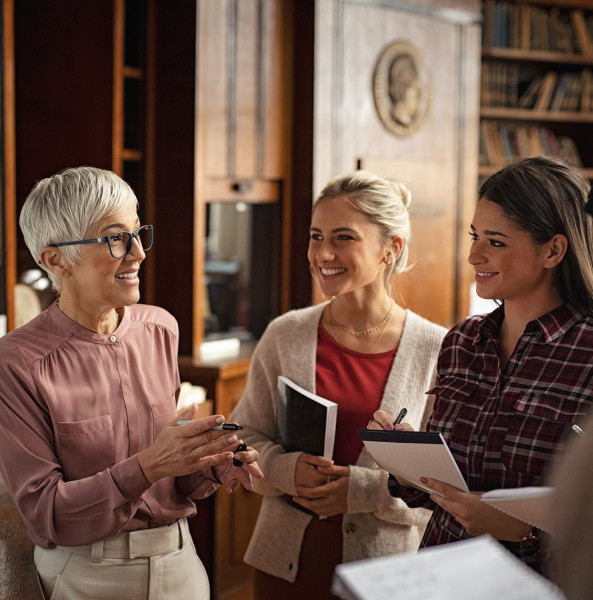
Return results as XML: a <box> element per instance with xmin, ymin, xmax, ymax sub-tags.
<box><xmin>481</xmin><ymin>487</ymin><xmax>555</xmax><ymax>534</ymax></box>
<box><xmin>358</xmin><ymin>429</ymin><xmax>468</xmax><ymax>495</ymax></box>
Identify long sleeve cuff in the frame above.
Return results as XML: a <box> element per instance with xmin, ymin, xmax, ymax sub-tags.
<box><xmin>176</xmin><ymin>467</ymin><xmax>220</xmax><ymax>499</ymax></box>
<box><xmin>111</xmin><ymin>456</ymin><xmax>153</xmax><ymax>500</ymax></box>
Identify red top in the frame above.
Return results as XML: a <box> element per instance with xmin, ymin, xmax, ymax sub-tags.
<box><xmin>316</xmin><ymin>324</ymin><xmax>396</xmax><ymax>522</ymax></box>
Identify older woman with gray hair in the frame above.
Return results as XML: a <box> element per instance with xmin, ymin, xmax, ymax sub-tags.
<box><xmin>0</xmin><ymin>166</ymin><xmax>262</xmax><ymax>599</ymax></box>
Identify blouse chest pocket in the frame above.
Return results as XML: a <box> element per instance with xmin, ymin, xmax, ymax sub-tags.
<box><xmin>56</xmin><ymin>414</ymin><xmax>115</xmax><ymax>481</ymax></box>
<box><xmin>150</xmin><ymin>397</ymin><xmax>178</xmax><ymax>440</ymax></box>
<box><xmin>501</xmin><ymin>392</ymin><xmax>583</xmax><ymax>479</ymax></box>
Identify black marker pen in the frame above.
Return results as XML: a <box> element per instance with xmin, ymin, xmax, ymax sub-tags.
<box><xmin>212</xmin><ymin>423</ymin><xmax>243</xmax><ymax>431</ymax></box>
<box><xmin>393</xmin><ymin>407</ymin><xmax>408</xmax><ymax>426</ymax></box>
<box><xmin>176</xmin><ymin>420</ymin><xmax>243</xmax><ymax>430</ymax></box>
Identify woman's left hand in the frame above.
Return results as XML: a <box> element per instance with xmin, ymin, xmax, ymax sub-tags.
<box><xmin>291</xmin><ymin>464</ymin><xmax>350</xmax><ymax>517</ymax></box>
<box><xmin>213</xmin><ymin>441</ymin><xmax>264</xmax><ymax>494</ymax></box>
<box><xmin>422</xmin><ymin>477</ymin><xmax>533</xmax><ymax>541</ymax></box>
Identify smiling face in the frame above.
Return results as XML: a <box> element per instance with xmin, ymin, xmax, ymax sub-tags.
<box><xmin>468</xmin><ymin>198</ymin><xmax>557</xmax><ymax>306</ymax></box>
<box><xmin>307</xmin><ymin>195</ymin><xmax>390</xmax><ymax>299</ymax></box>
<box><xmin>59</xmin><ymin>204</ymin><xmax>146</xmax><ymax>315</ymax></box>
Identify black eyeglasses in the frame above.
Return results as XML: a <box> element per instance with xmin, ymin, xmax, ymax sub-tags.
<box><xmin>50</xmin><ymin>225</ymin><xmax>153</xmax><ymax>259</ymax></box>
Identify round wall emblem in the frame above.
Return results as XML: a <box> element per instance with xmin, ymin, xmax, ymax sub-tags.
<box><xmin>373</xmin><ymin>40</ymin><xmax>433</xmax><ymax>137</ymax></box>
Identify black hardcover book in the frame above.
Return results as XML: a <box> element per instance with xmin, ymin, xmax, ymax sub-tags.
<box><xmin>276</xmin><ymin>375</ymin><xmax>337</xmax><ymax>458</ymax></box>
<box><xmin>276</xmin><ymin>376</ymin><xmax>338</xmax><ymax>517</ymax></box>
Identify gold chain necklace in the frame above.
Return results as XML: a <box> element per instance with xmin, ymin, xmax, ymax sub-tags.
<box><xmin>368</xmin><ymin>308</ymin><xmax>395</xmax><ymax>352</ymax></box>
<box><xmin>328</xmin><ymin>298</ymin><xmax>394</xmax><ymax>337</ymax></box>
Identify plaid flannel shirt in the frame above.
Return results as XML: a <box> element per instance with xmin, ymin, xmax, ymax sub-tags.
<box><xmin>390</xmin><ymin>303</ymin><xmax>593</xmax><ymax>571</ymax></box>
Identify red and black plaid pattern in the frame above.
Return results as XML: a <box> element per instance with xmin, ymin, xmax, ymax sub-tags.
<box><xmin>391</xmin><ymin>303</ymin><xmax>593</xmax><ymax>570</ymax></box>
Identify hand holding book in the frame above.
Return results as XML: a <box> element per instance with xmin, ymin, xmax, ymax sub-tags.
<box><xmin>276</xmin><ymin>376</ymin><xmax>339</xmax><ymax>516</ymax></box>
<box><xmin>292</xmin><ymin>457</ymin><xmax>349</xmax><ymax>517</ymax></box>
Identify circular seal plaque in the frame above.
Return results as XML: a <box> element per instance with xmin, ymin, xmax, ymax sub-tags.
<box><xmin>373</xmin><ymin>40</ymin><xmax>433</xmax><ymax>137</ymax></box>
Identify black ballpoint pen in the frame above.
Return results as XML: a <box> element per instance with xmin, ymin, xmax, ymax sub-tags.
<box><xmin>393</xmin><ymin>407</ymin><xmax>408</xmax><ymax>426</ymax></box>
<box><xmin>212</xmin><ymin>423</ymin><xmax>243</xmax><ymax>431</ymax></box>
<box><xmin>176</xmin><ymin>420</ymin><xmax>243</xmax><ymax>430</ymax></box>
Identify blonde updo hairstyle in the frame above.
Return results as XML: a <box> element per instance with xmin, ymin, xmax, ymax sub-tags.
<box><xmin>313</xmin><ymin>170</ymin><xmax>412</xmax><ymax>294</ymax></box>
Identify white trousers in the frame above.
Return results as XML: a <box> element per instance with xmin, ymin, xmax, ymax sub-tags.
<box><xmin>34</xmin><ymin>518</ymin><xmax>209</xmax><ymax>600</ymax></box>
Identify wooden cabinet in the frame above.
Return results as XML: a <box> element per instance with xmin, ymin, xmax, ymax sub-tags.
<box><xmin>1</xmin><ymin>0</ymin><xmax>16</xmax><ymax>334</ymax></box>
<box><xmin>193</xmin><ymin>0</ymin><xmax>294</xmax><ymax>354</ymax></box>
<box><xmin>479</xmin><ymin>0</ymin><xmax>593</xmax><ymax>179</ymax></box>
<box><xmin>11</xmin><ymin>0</ymin><xmax>153</xmax><ymax>298</ymax></box>
<box><xmin>179</xmin><ymin>352</ymin><xmax>262</xmax><ymax>600</ymax></box>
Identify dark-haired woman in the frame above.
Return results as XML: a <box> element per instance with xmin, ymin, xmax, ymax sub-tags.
<box><xmin>379</xmin><ymin>156</ymin><xmax>593</xmax><ymax>574</ymax></box>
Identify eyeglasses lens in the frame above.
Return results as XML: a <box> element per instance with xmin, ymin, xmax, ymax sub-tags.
<box><xmin>108</xmin><ymin>226</ymin><xmax>153</xmax><ymax>258</ymax></box>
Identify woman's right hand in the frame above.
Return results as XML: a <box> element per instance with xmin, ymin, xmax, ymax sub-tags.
<box><xmin>295</xmin><ymin>453</ymin><xmax>334</xmax><ymax>488</ymax></box>
<box><xmin>138</xmin><ymin>406</ymin><xmax>239</xmax><ymax>483</ymax></box>
<box><xmin>368</xmin><ymin>409</ymin><xmax>414</xmax><ymax>432</ymax></box>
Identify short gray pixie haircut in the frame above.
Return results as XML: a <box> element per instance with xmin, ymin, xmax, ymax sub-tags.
<box><xmin>19</xmin><ymin>166</ymin><xmax>138</xmax><ymax>292</ymax></box>
<box><xmin>313</xmin><ymin>170</ymin><xmax>412</xmax><ymax>294</ymax></box>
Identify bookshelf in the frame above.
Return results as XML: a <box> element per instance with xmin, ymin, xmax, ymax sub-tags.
<box><xmin>480</xmin><ymin>0</ymin><xmax>593</xmax><ymax>179</ymax></box>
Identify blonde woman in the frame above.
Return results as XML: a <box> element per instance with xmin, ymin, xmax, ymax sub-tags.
<box><xmin>231</xmin><ymin>170</ymin><xmax>446</xmax><ymax>599</ymax></box>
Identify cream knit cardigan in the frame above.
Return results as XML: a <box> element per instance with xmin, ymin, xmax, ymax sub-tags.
<box><xmin>230</xmin><ymin>302</ymin><xmax>447</xmax><ymax>582</ymax></box>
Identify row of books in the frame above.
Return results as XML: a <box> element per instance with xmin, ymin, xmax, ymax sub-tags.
<box><xmin>479</xmin><ymin>120</ymin><xmax>583</xmax><ymax>168</ymax></box>
<box><xmin>482</xmin><ymin>64</ymin><xmax>593</xmax><ymax>112</ymax></box>
<box><xmin>483</xmin><ymin>1</ymin><xmax>593</xmax><ymax>55</ymax></box>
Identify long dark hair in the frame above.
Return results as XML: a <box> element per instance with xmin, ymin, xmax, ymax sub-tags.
<box><xmin>479</xmin><ymin>156</ymin><xmax>593</xmax><ymax>315</ymax></box>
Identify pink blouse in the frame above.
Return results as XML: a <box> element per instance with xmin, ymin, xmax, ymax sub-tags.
<box><xmin>0</xmin><ymin>302</ymin><xmax>218</xmax><ymax>548</ymax></box>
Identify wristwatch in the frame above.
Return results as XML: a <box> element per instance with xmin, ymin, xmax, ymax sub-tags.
<box><xmin>518</xmin><ymin>530</ymin><xmax>540</xmax><ymax>550</ymax></box>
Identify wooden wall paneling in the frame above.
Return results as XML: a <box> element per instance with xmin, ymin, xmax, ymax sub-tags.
<box><xmin>151</xmin><ymin>0</ymin><xmax>196</xmax><ymax>355</ymax></box>
<box><xmin>199</xmin><ymin>1</ymin><xmax>229</xmax><ymax>179</ymax></box>
<box><xmin>112</xmin><ymin>0</ymin><xmax>125</xmax><ymax>176</ymax></box>
<box><xmin>142</xmin><ymin>0</ymin><xmax>157</xmax><ymax>306</ymax></box>
<box><xmin>457</xmin><ymin>22</ymin><xmax>482</xmax><ymax>321</ymax></box>
<box><xmin>13</xmin><ymin>0</ymin><xmax>115</xmax><ymax>277</ymax></box>
<box><xmin>14</xmin><ymin>1</ymin><xmax>115</xmax><ymax>190</ymax></box>
<box><xmin>195</xmin><ymin>1</ymin><xmax>217</xmax><ymax>352</ymax></box>
<box><xmin>312</xmin><ymin>0</ymin><xmax>337</xmax><ymax>198</ymax></box>
<box><xmin>287</xmin><ymin>0</ymin><xmax>315</xmax><ymax>310</ymax></box>
<box><xmin>2</xmin><ymin>0</ymin><xmax>16</xmax><ymax>332</ymax></box>
<box><xmin>235</xmin><ymin>0</ymin><xmax>258</xmax><ymax>178</ymax></box>
<box><xmin>195</xmin><ymin>0</ymin><xmax>296</xmax><ymax>354</ymax></box>
<box><xmin>261</xmin><ymin>0</ymin><xmax>289</xmax><ymax>179</ymax></box>
<box><xmin>178</xmin><ymin>352</ymin><xmax>261</xmax><ymax>599</ymax></box>
<box><xmin>214</xmin><ymin>487</ymin><xmax>261</xmax><ymax>600</ymax></box>
<box><xmin>212</xmin><ymin>368</ymin><xmax>260</xmax><ymax>598</ymax></box>
<box><xmin>359</xmin><ymin>157</ymin><xmax>456</xmax><ymax>326</ymax></box>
